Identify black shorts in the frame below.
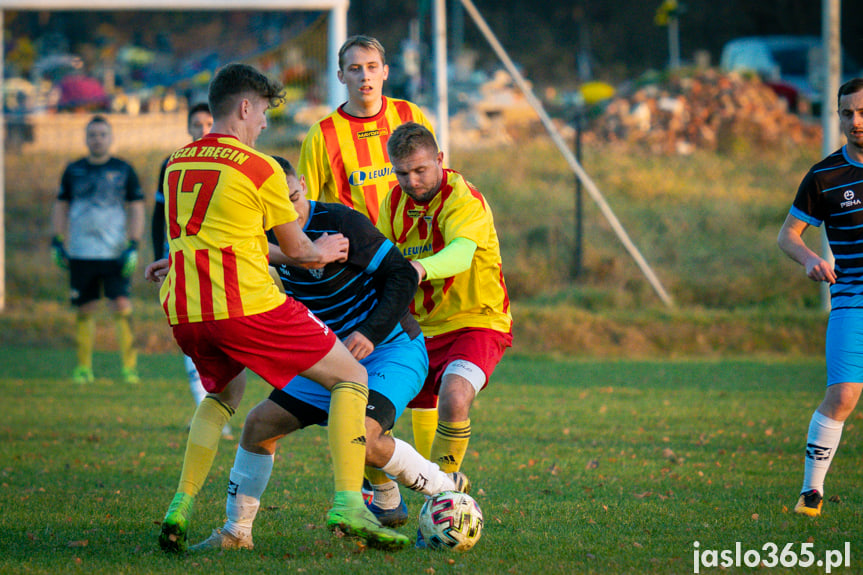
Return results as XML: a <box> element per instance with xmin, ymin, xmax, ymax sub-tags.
<box><xmin>268</xmin><ymin>388</ymin><xmax>397</xmax><ymax>431</ymax></box>
<box><xmin>69</xmin><ymin>258</ymin><xmax>130</xmax><ymax>307</ymax></box>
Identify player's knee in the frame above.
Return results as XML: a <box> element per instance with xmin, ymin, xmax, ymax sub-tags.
<box><xmin>438</xmin><ymin>379</ymin><xmax>475</xmax><ymax>420</ymax></box>
<box><xmin>363</xmin><ymin>419</ymin><xmax>391</xmax><ymax>467</ymax></box>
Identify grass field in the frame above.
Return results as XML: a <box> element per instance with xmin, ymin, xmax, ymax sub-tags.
<box><xmin>2</xmin><ymin>347</ymin><xmax>861</xmax><ymax>574</ymax></box>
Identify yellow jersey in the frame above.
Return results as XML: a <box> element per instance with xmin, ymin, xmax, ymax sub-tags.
<box><xmin>160</xmin><ymin>133</ymin><xmax>297</xmax><ymax>324</ymax></box>
<box><xmin>377</xmin><ymin>169</ymin><xmax>512</xmax><ymax>336</ymax></box>
<box><xmin>298</xmin><ymin>96</ymin><xmax>436</xmax><ymax>224</ymax></box>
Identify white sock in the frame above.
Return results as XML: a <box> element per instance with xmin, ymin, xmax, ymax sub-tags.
<box><xmin>801</xmin><ymin>410</ymin><xmax>844</xmax><ymax>496</ymax></box>
<box><xmin>185</xmin><ymin>355</ymin><xmax>207</xmax><ymax>405</ymax></box>
<box><xmin>381</xmin><ymin>437</ymin><xmax>456</xmax><ymax>496</ymax></box>
<box><xmin>224</xmin><ymin>446</ymin><xmax>274</xmax><ymax>539</ymax></box>
<box><xmin>370</xmin><ymin>480</ymin><xmax>401</xmax><ymax>509</ymax></box>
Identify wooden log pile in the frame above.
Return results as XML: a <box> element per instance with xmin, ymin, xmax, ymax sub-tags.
<box><xmin>588</xmin><ymin>69</ymin><xmax>822</xmax><ymax>155</ymax></box>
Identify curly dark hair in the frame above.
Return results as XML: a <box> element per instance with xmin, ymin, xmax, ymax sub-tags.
<box><xmin>208</xmin><ymin>63</ymin><xmax>285</xmax><ymax>119</ymax></box>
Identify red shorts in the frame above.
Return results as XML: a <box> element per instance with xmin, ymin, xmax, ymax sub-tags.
<box><xmin>171</xmin><ymin>297</ymin><xmax>336</xmax><ymax>393</ymax></box>
<box><xmin>408</xmin><ymin>327</ymin><xmax>513</xmax><ymax>409</ymax></box>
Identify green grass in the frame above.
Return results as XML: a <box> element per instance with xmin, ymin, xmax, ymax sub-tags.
<box><xmin>2</xmin><ymin>347</ymin><xmax>861</xmax><ymax>574</ymax></box>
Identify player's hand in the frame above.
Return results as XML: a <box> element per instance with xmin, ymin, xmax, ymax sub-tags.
<box><xmin>309</xmin><ymin>232</ymin><xmax>349</xmax><ymax>268</ymax></box>
<box><xmin>144</xmin><ymin>258</ymin><xmax>170</xmax><ymax>283</ymax></box>
<box><xmin>805</xmin><ymin>256</ymin><xmax>837</xmax><ymax>284</ymax></box>
<box><xmin>343</xmin><ymin>331</ymin><xmax>374</xmax><ymax>360</ymax></box>
<box><xmin>50</xmin><ymin>235</ymin><xmax>69</xmax><ymax>270</ymax></box>
<box><xmin>411</xmin><ymin>260</ymin><xmax>426</xmax><ymax>282</ymax></box>
<box><xmin>120</xmin><ymin>240</ymin><xmax>139</xmax><ymax>278</ymax></box>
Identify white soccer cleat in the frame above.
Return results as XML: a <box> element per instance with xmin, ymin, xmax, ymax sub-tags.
<box><xmin>189</xmin><ymin>528</ymin><xmax>254</xmax><ymax>551</ymax></box>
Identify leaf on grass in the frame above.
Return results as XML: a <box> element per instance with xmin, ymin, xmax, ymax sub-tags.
<box><xmin>67</xmin><ymin>540</ymin><xmax>88</xmax><ymax>547</ymax></box>
<box><xmin>585</xmin><ymin>459</ymin><xmax>599</xmax><ymax>470</ymax></box>
<box><xmin>751</xmin><ymin>513</ymin><xmax>759</xmax><ymax>521</ymax></box>
<box><xmin>547</xmin><ymin>462</ymin><xmax>560</xmax><ymax>475</ymax></box>
<box><xmin>633</xmin><ymin>491</ymin><xmax>652</xmax><ymax>499</ymax></box>
<box><xmin>829</xmin><ymin>495</ymin><xmax>841</xmax><ymax>503</ymax></box>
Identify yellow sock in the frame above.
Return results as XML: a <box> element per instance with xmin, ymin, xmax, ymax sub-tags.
<box><xmin>76</xmin><ymin>312</ymin><xmax>95</xmax><ymax>369</ymax></box>
<box><xmin>430</xmin><ymin>419</ymin><xmax>471</xmax><ymax>473</ymax></box>
<box><xmin>328</xmin><ymin>381</ymin><xmax>368</xmax><ymax>494</ymax></box>
<box><xmin>365</xmin><ymin>466</ymin><xmax>390</xmax><ymax>486</ymax></box>
<box><xmin>177</xmin><ymin>396</ymin><xmax>234</xmax><ymax>496</ymax></box>
<box><xmin>411</xmin><ymin>408</ymin><xmax>439</xmax><ymax>459</ymax></box>
<box><xmin>114</xmin><ymin>310</ymin><xmax>137</xmax><ymax>370</ymax></box>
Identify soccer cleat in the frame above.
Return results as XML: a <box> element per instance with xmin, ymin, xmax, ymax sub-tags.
<box><xmin>122</xmin><ymin>367</ymin><xmax>140</xmax><ymax>384</ymax></box>
<box><xmin>159</xmin><ymin>492</ymin><xmax>194</xmax><ymax>552</ymax></box>
<box><xmin>72</xmin><ymin>365</ymin><xmax>94</xmax><ymax>385</ymax></box>
<box><xmin>450</xmin><ymin>472</ymin><xmax>471</xmax><ymax>494</ymax></box>
<box><xmin>415</xmin><ymin>526</ymin><xmax>427</xmax><ymax>549</ymax></box>
<box><xmin>361</xmin><ymin>478</ymin><xmax>374</xmax><ymax>506</ymax></box>
<box><xmin>189</xmin><ymin>528</ymin><xmax>253</xmax><ymax>552</ymax></box>
<box><xmin>326</xmin><ymin>505</ymin><xmax>410</xmax><ymax>551</ymax></box>
<box><xmin>794</xmin><ymin>489</ymin><xmax>823</xmax><ymax>517</ymax></box>
<box><xmin>366</xmin><ymin>495</ymin><xmax>409</xmax><ymax>527</ymax></box>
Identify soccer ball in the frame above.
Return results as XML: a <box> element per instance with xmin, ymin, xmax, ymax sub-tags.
<box><xmin>418</xmin><ymin>491</ymin><xmax>483</xmax><ymax>551</ymax></box>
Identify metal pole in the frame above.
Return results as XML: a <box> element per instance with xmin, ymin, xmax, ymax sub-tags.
<box><xmin>1</xmin><ymin>10</ymin><xmax>5</xmax><ymax>312</ymax></box>
<box><xmin>327</xmin><ymin>3</ymin><xmax>348</xmax><ymax>110</ymax></box>
<box><xmin>459</xmin><ymin>0</ymin><xmax>673</xmax><ymax>306</ymax></box>
<box><xmin>668</xmin><ymin>15</ymin><xmax>680</xmax><ymax>69</ymax></box>
<box><xmin>433</xmin><ymin>0</ymin><xmax>449</xmax><ymax>158</ymax></box>
<box><xmin>820</xmin><ymin>0</ymin><xmax>840</xmax><ymax>312</ymax></box>
<box><xmin>572</xmin><ymin>110</ymin><xmax>583</xmax><ymax>278</ymax></box>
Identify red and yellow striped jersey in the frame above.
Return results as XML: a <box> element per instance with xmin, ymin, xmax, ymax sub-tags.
<box><xmin>159</xmin><ymin>133</ymin><xmax>297</xmax><ymax>325</ymax></box>
<box><xmin>298</xmin><ymin>96</ymin><xmax>436</xmax><ymax>224</ymax></box>
<box><xmin>376</xmin><ymin>169</ymin><xmax>512</xmax><ymax>336</ymax></box>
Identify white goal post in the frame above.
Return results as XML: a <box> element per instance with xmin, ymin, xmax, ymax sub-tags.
<box><xmin>0</xmin><ymin>0</ymin><xmax>349</xmax><ymax>311</ymax></box>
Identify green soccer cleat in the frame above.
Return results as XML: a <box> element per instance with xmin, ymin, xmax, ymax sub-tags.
<box><xmin>326</xmin><ymin>505</ymin><xmax>410</xmax><ymax>551</ymax></box>
<box><xmin>189</xmin><ymin>528</ymin><xmax>253</xmax><ymax>552</ymax></box>
<box><xmin>794</xmin><ymin>489</ymin><xmax>823</xmax><ymax>517</ymax></box>
<box><xmin>122</xmin><ymin>367</ymin><xmax>140</xmax><ymax>384</ymax></box>
<box><xmin>159</xmin><ymin>493</ymin><xmax>194</xmax><ymax>552</ymax></box>
<box><xmin>71</xmin><ymin>366</ymin><xmax>94</xmax><ymax>385</ymax></box>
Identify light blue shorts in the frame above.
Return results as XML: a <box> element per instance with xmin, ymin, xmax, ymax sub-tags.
<box><xmin>826</xmin><ymin>308</ymin><xmax>863</xmax><ymax>386</ymax></box>
<box><xmin>279</xmin><ymin>331</ymin><xmax>428</xmax><ymax>425</ymax></box>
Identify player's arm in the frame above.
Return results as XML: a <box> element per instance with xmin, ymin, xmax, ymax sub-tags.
<box><xmin>51</xmin><ymin>199</ymin><xmax>70</xmax><ymax>239</ymax></box>
<box><xmin>353</xmin><ymin>245</ymin><xmax>420</xmax><ymax>347</ymax></box>
<box><xmin>297</xmin><ymin>129</ymin><xmax>325</xmax><ymax>202</ymax></box>
<box><xmin>271</xmin><ymin>220</ymin><xmax>349</xmax><ymax>268</ymax></box>
<box><xmin>151</xmin><ymin>160</ymin><xmax>169</xmax><ymax>259</ymax></box>
<box><xmin>777</xmin><ymin>212</ymin><xmax>836</xmax><ymax>284</ymax></box>
<box><xmin>126</xmin><ymin>200</ymin><xmax>145</xmax><ymax>244</ymax></box>
<box><xmin>412</xmin><ymin>237</ymin><xmax>477</xmax><ymax>281</ymax></box>
<box><xmin>151</xmin><ymin>200</ymin><xmax>166</xmax><ymax>259</ymax></box>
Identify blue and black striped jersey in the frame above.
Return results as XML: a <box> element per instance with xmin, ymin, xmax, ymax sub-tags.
<box><xmin>267</xmin><ymin>201</ymin><xmax>421</xmax><ymax>345</ymax></box>
<box><xmin>791</xmin><ymin>146</ymin><xmax>863</xmax><ymax>311</ymax></box>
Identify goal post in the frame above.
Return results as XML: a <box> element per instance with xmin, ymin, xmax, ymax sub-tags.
<box><xmin>0</xmin><ymin>0</ymin><xmax>348</xmax><ymax>312</ymax></box>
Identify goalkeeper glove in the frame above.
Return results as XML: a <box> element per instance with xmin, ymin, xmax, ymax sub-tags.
<box><xmin>120</xmin><ymin>239</ymin><xmax>139</xmax><ymax>278</ymax></box>
<box><xmin>51</xmin><ymin>235</ymin><xmax>69</xmax><ymax>270</ymax></box>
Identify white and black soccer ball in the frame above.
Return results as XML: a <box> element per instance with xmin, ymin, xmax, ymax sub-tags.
<box><xmin>418</xmin><ymin>490</ymin><xmax>483</xmax><ymax>551</ymax></box>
